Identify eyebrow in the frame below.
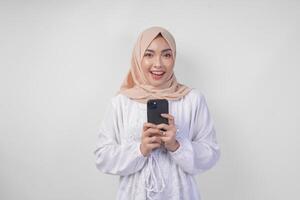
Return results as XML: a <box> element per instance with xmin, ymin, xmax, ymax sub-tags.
<box><xmin>145</xmin><ymin>48</ymin><xmax>172</xmax><ymax>53</ymax></box>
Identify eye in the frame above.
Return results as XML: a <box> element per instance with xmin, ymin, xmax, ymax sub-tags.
<box><xmin>144</xmin><ymin>53</ymin><xmax>153</xmax><ymax>58</ymax></box>
<box><xmin>163</xmin><ymin>53</ymin><xmax>172</xmax><ymax>58</ymax></box>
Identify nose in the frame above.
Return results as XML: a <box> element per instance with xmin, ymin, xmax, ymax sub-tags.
<box><xmin>153</xmin><ymin>55</ymin><xmax>162</xmax><ymax>68</ymax></box>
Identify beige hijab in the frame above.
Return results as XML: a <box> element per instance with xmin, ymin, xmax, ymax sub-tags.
<box><xmin>118</xmin><ymin>26</ymin><xmax>191</xmax><ymax>104</ymax></box>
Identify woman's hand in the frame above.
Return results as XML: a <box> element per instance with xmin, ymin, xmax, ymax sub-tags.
<box><xmin>157</xmin><ymin>113</ymin><xmax>180</xmax><ymax>152</ymax></box>
<box><xmin>140</xmin><ymin>122</ymin><xmax>163</xmax><ymax>157</ymax></box>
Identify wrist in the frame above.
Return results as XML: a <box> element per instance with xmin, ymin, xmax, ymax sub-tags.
<box><xmin>140</xmin><ymin>144</ymin><xmax>149</xmax><ymax>157</ymax></box>
<box><xmin>168</xmin><ymin>140</ymin><xmax>180</xmax><ymax>152</ymax></box>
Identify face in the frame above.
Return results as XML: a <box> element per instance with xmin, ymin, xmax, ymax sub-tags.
<box><xmin>141</xmin><ymin>35</ymin><xmax>175</xmax><ymax>88</ymax></box>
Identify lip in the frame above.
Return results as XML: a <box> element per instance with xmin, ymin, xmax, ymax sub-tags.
<box><xmin>151</xmin><ymin>71</ymin><xmax>165</xmax><ymax>75</ymax></box>
<box><xmin>150</xmin><ymin>71</ymin><xmax>165</xmax><ymax>80</ymax></box>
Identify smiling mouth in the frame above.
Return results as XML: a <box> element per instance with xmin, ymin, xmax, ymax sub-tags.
<box><xmin>150</xmin><ymin>71</ymin><xmax>165</xmax><ymax>80</ymax></box>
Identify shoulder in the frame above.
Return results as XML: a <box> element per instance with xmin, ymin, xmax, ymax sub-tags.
<box><xmin>184</xmin><ymin>88</ymin><xmax>206</xmax><ymax>105</ymax></box>
<box><xmin>110</xmin><ymin>93</ymin><xmax>134</xmax><ymax>108</ymax></box>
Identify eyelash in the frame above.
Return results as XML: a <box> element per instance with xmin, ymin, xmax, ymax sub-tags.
<box><xmin>164</xmin><ymin>53</ymin><xmax>171</xmax><ymax>58</ymax></box>
<box><xmin>144</xmin><ymin>53</ymin><xmax>172</xmax><ymax>58</ymax></box>
<box><xmin>144</xmin><ymin>53</ymin><xmax>153</xmax><ymax>57</ymax></box>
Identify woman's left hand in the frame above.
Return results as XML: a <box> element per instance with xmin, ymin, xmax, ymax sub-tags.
<box><xmin>157</xmin><ymin>113</ymin><xmax>180</xmax><ymax>152</ymax></box>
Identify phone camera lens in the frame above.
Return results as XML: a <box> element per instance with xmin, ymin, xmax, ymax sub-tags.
<box><xmin>149</xmin><ymin>101</ymin><xmax>157</xmax><ymax>109</ymax></box>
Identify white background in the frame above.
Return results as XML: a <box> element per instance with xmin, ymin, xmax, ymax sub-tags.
<box><xmin>1</xmin><ymin>0</ymin><xmax>300</xmax><ymax>199</ymax></box>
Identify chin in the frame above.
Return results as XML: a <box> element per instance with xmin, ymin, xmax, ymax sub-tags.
<box><xmin>150</xmin><ymin>81</ymin><xmax>165</xmax><ymax>88</ymax></box>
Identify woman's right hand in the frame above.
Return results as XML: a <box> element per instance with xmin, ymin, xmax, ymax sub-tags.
<box><xmin>140</xmin><ymin>122</ymin><xmax>162</xmax><ymax>157</ymax></box>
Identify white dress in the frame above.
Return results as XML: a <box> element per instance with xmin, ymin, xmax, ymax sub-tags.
<box><xmin>94</xmin><ymin>89</ymin><xmax>220</xmax><ymax>200</ymax></box>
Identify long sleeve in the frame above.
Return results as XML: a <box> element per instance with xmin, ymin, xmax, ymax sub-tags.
<box><xmin>93</xmin><ymin>98</ymin><xmax>147</xmax><ymax>176</ymax></box>
<box><xmin>169</xmin><ymin>93</ymin><xmax>220</xmax><ymax>175</ymax></box>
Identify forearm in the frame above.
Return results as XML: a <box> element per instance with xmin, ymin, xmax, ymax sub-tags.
<box><xmin>94</xmin><ymin>141</ymin><xmax>148</xmax><ymax>176</ymax></box>
<box><xmin>168</xmin><ymin>137</ymin><xmax>220</xmax><ymax>175</ymax></box>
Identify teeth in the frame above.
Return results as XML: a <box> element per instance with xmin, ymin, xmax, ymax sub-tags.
<box><xmin>151</xmin><ymin>71</ymin><xmax>164</xmax><ymax>75</ymax></box>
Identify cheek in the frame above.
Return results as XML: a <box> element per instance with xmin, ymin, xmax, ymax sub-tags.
<box><xmin>141</xmin><ymin>59</ymin><xmax>151</xmax><ymax>74</ymax></box>
<box><xmin>142</xmin><ymin>59</ymin><xmax>152</xmax><ymax>67</ymax></box>
<box><xmin>163</xmin><ymin>60</ymin><xmax>174</xmax><ymax>73</ymax></box>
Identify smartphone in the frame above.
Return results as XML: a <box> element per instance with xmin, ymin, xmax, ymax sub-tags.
<box><xmin>147</xmin><ymin>99</ymin><xmax>169</xmax><ymax>125</ymax></box>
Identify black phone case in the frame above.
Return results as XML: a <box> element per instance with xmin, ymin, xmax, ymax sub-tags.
<box><xmin>147</xmin><ymin>99</ymin><xmax>169</xmax><ymax>125</ymax></box>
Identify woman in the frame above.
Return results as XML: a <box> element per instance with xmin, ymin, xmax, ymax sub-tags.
<box><xmin>94</xmin><ymin>26</ymin><xmax>220</xmax><ymax>200</ymax></box>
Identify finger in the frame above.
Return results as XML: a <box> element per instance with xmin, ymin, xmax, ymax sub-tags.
<box><xmin>145</xmin><ymin>136</ymin><xmax>161</xmax><ymax>144</ymax></box>
<box><xmin>143</xmin><ymin>122</ymin><xmax>157</xmax><ymax>131</ymax></box>
<box><xmin>156</xmin><ymin>124</ymin><xmax>169</xmax><ymax>131</ymax></box>
<box><xmin>151</xmin><ymin>136</ymin><xmax>162</xmax><ymax>144</ymax></box>
<box><xmin>160</xmin><ymin>113</ymin><xmax>175</xmax><ymax>125</ymax></box>
<box><xmin>160</xmin><ymin>136</ymin><xmax>167</xmax><ymax>142</ymax></box>
<box><xmin>149</xmin><ymin>132</ymin><xmax>163</xmax><ymax>137</ymax></box>
<box><xmin>144</xmin><ymin>128</ymin><xmax>160</xmax><ymax>137</ymax></box>
<box><xmin>160</xmin><ymin>135</ymin><xmax>173</xmax><ymax>145</ymax></box>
